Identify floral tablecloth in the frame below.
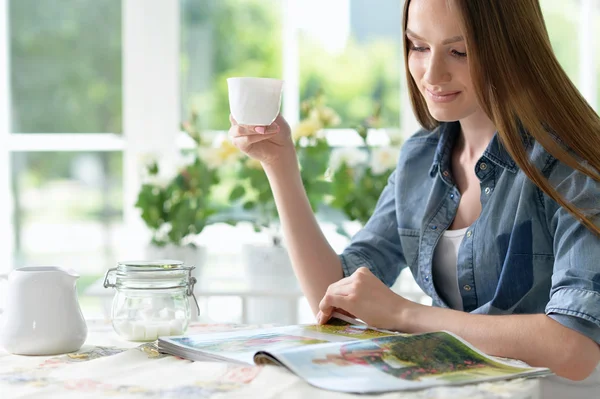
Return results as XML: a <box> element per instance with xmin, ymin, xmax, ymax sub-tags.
<box><xmin>0</xmin><ymin>321</ymin><xmax>542</xmax><ymax>399</ymax></box>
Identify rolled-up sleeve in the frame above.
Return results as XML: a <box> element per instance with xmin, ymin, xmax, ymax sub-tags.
<box><xmin>543</xmin><ymin>161</ymin><xmax>600</xmax><ymax>344</ymax></box>
<box><xmin>338</xmin><ymin>170</ymin><xmax>406</xmax><ymax>287</ymax></box>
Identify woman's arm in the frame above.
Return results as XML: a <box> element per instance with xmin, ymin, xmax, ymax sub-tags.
<box><xmin>263</xmin><ymin>149</ymin><xmax>344</xmax><ymax>314</ymax></box>
<box><xmin>403</xmin><ymin>303</ymin><xmax>600</xmax><ymax>381</ymax></box>
<box><xmin>228</xmin><ymin>115</ymin><xmax>343</xmax><ymax>314</ymax></box>
<box><xmin>230</xmin><ymin>115</ymin><xmax>406</xmax><ymax>314</ymax></box>
<box><xmin>318</xmin><ymin>267</ymin><xmax>600</xmax><ymax>381</ymax></box>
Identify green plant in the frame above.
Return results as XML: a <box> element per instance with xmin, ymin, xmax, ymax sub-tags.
<box><xmin>135</xmin><ymin>111</ymin><xmax>240</xmax><ymax>247</ymax></box>
<box><xmin>227</xmin><ymin>93</ymin><xmax>337</xmax><ymax>244</ymax></box>
<box><xmin>327</xmin><ymin>106</ymin><xmax>403</xmax><ymax>237</ymax></box>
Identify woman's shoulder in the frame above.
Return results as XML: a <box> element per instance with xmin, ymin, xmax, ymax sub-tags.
<box><xmin>403</xmin><ymin>125</ymin><xmax>442</xmax><ymax>145</ymax></box>
<box><xmin>399</xmin><ymin>125</ymin><xmax>444</xmax><ymax>158</ymax></box>
<box><xmin>390</xmin><ymin>125</ymin><xmax>446</xmax><ymax>181</ymax></box>
<box><xmin>397</xmin><ymin>124</ymin><xmax>444</xmax><ymax>165</ymax></box>
<box><xmin>528</xmin><ymin>140</ymin><xmax>600</xmax><ymax>211</ymax></box>
<box><xmin>528</xmin><ymin>139</ymin><xmax>596</xmax><ymax>182</ymax></box>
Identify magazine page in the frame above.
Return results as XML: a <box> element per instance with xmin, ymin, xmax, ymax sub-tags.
<box><xmin>254</xmin><ymin>331</ymin><xmax>552</xmax><ymax>393</ymax></box>
<box><xmin>158</xmin><ymin>313</ymin><xmax>396</xmax><ymax>364</ymax></box>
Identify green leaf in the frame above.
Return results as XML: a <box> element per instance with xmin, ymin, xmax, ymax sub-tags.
<box><xmin>258</xmin><ymin>189</ymin><xmax>273</xmax><ymax>203</ymax></box>
<box><xmin>309</xmin><ymin>180</ymin><xmax>330</xmax><ymax>194</ymax></box>
<box><xmin>229</xmin><ymin>185</ymin><xmax>246</xmax><ymax>201</ymax></box>
<box><xmin>243</xmin><ymin>201</ymin><xmax>256</xmax><ymax>211</ymax></box>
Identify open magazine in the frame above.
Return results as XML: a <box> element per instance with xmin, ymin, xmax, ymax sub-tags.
<box><xmin>157</xmin><ymin>313</ymin><xmax>551</xmax><ymax>393</ymax></box>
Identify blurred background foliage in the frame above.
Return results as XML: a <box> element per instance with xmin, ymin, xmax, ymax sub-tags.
<box><xmin>9</xmin><ymin>0</ymin><xmax>123</xmax><ymax>239</ymax></box>
<box><xmin>9</xmin><ymin>0</ymin><xmax>597</xmax><ymax>232</ymax></box>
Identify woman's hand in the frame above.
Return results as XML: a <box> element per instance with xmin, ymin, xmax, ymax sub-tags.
<box><xmin>317</xmin><ymin>267</ymin><xmax>419</xmax><ymax>331</ymax></box>
<box><xmin>228</xmin><ymin>114</ymin><xmax>295</xmax><ymax>167</ymax></box>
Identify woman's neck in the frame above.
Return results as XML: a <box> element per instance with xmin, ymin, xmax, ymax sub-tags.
<box><xmin>457</xmin><ymin>112</ymin><xmax>497</xmax><ymax>160</ymax></box>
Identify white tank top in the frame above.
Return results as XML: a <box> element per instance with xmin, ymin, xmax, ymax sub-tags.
<box><xmin>432</xmin><ymin>227</ymin><xmax>469</xmax><ymax>310</ymax></box>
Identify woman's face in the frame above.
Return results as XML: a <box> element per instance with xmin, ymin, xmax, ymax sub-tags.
<box><xmin>406</xmin><ymin>0</ymin><xmax>481</xmax><ymax>122</ymax></box>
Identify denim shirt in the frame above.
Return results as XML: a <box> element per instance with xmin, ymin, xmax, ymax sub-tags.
<box><xmin>339</xmin><ymin>121</ymin><xmax>600</xmax><ymax>344</ymax></box>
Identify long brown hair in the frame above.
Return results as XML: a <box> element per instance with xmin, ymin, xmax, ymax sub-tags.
<box><xmin>402</xmin><ymin>0</ymin><xmax>600</xmax><ymax>236</ymax></box>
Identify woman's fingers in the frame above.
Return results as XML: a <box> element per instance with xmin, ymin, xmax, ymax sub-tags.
<box><xmin>334</xmin><ymin>309</ymin><xmax>357</xmax><ymax>319</ymax></box>
<box><xmin>315</xmin><ymin>277</ymin><xmax>357</xmax><ymax>324</ymax></box>
<box><xmin>229</xmin><ymin>122</ymin><xmax>280</xmax><ymax>138</ymax></box>
<box><xmin>231</xmin><ymin>131</ymin><xmax>280</xmax><ymax>148</ymax></box>
<box><xmin>318</xmin><ymin>290</ymin><xmax>354</xmax><ymax>324</ymax></box>
<box><xmin>316</xmin><ymin>310</ymin><xmax>329</xmax><ymax>325</ymax></box>
<box><xmin>317</xmin><ymin>307</ymin><xmax>356</xmax><ymax>325</ymax></box>
<box><xmin>318</xmin><ymin>295</ymin><xmax>335</xmax><ymax>322</ymax></box>
<box><xmin>229</xmin><ymin>121</ymin><xmax>281</xmax><ymax>150</ymax></box>
<box><xmin>318</xmin><ymin>299</ymin><xmax>351</xmax><ymax>324</ymax></box>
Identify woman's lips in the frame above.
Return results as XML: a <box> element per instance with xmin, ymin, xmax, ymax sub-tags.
<box><xmin>426</xmin><ymin>89</ymin><xmax>461</xmax><ymax>103</ymax></box>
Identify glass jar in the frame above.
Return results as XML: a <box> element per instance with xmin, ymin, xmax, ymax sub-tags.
<box><xmin>103</xmin><ymin>260</ymin><xmax>199</xmax><ymax>342</ymax></box>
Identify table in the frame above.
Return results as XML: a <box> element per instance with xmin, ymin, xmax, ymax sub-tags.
<box><xmin>0</xmin><ymin>321</ymin><xmax>542</xmax><ymax>399</ymax></box>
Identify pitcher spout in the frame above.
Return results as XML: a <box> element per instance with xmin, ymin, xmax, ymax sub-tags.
<box><xmin>63</xmin><ymin>268</ymin><xmax>80</xmax><ymax>280</ymax></box>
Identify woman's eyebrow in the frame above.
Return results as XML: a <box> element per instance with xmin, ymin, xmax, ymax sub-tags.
<box><xmin>405</xmin><ymin>29</ymin><xmax>464</xmax><ymax>45</ymax></box>
<box><xmin>442</xmin><ymin>35</ymin><xmax>464</xmax><ymax>45</ymax></box>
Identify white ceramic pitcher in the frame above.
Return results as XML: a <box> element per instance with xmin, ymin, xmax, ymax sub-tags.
<box><xmin>0</xmin><ymin>267</ymin><xmax>88</xmax><ymax>355</ymax></box>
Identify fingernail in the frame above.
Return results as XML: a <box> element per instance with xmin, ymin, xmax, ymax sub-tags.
<box><xmin>316</xmin><ymin>311</ymin><xmax>323</xmax><ymax>324</ymax></box>
<box><xmin>254</xmin><ymin>126</ymin><xmax>266</xmax><ymax>134</ymax></box>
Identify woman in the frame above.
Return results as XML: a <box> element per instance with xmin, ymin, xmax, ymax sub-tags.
<box><xmin>228</xmin><ymin>0</ymin><xmax>600</xmax><ymax>382</ymax></box>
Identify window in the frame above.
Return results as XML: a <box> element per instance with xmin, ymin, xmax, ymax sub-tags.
<box><xmin>10</xmin><ymin>0</ymin><xmax>122</xmax><ymax>133</ymax></box>
<box><xmin>5</xmin><ymin>0</ymin><xmax>123</xmax><ymax>317</ymax></box>
<box><xmin>298</xmin><ymin>0</ymin><xmax>402</xmax><ymax>129</ymax></box>
<box><xmin>1</xmin><ymin>0</ymin><xmax>598</xmax><ymax>321</ymax></box>
<box><xmin>179</xmin><ymin>0</ymin><xmax>422</xmax><ymax>318</ymax></box>
<box><xmin>11</xmin><ymin>151</ymin><xmax>122</xmax><ymax>269</ymax></box>
<box><xmin>541</xmin><ymin>0</ymin><xmax>581</xmax><ymax>84</ymax></box>
<box><xmin>541</xmin><ymin>0</ymin><xmax>598</xmax><ymax>110</ymax></box>
<box><xmin>180</xmin><ymin>0</ymin><xmax>283</xmax><ymax>130</ymax></box>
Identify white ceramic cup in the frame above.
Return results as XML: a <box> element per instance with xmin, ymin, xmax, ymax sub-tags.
<box><xmin>227</xmin><ymin>77</ymin><xmax>284</xmax><ymax>126</ymax></box>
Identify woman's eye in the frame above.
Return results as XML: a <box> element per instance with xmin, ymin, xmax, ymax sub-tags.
<box><xmin>452</xmin><ymin>50</ymin><xmax>467</xmax><ymax>58</ymax></box>
<box><xmin>410</xmin><ymin>45</ymin><xmax>428</xmax><ymax>52</ymax></box>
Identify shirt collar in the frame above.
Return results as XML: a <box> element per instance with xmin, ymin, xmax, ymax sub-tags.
<box><xmin>428</xmin><ymin>122</ymin><xmax>459</xmax><ymax>178</ymax></box>
<box><xmin>428</xmin><ymin>121</ymin><xmax>519</xmax><ymax>178</ymax></box>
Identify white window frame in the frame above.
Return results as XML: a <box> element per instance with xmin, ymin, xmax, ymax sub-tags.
<box><xmin>0</xmin><ymin>0</ymin><xmax>597</xmax><ymax>275</ymax></box>
<box><xmin>282</xmin><ymin>0</ymin><xmax>300</xmax><ymax>127</ymax></box>
<box><xmin>579</xmin><ymin>0</ymin><xmax>597</xmax><ymax>109</ymax></box>
<box><xmin>121</xmin><ymin>0</ymin><xmax>181</xmax><ymax>255</ymax></box>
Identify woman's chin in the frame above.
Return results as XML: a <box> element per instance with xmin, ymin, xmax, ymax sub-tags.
<box><xmin>426</xmin><ymin>106</ymin><xmax>463</xmax><ymax>123</ymax></box>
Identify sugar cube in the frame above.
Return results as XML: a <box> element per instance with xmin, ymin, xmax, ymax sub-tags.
<box><xmin>159</xmin><ymin>307</ymin><xmax>175</xmax><ymax>320</ymax></box>
<box><xmin>144</xmin><ymin>324</ymin><xmax>158</xmax><ymax>341</ymax></box>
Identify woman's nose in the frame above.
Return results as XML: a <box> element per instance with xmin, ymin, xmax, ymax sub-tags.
<box><xmin>424</xmin><ymin>54</ymin><xmax>451</xmax><ymax>85</ymax></box>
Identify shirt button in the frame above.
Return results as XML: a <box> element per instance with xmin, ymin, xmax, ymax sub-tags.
<box><xmin>479</xmin><ymin>163</ymin><xmax>488</xmax><ymax>171</ymax></box>
<box><xmin>466</xmin><ymin>231</ymin><xmax>472</xmax><ymax>238</ymax></box>
<box><xmin>484</xmin><ymin>187</ymin><xmax>491</xmax><ymax>195</ymax></box>
<box><xmin>442</xmin><ymin>170</ymin><xmax>450</xmax><ymax>177</ymax></box>
<box><xmin>450</xmin><ymin>194</ymin><xmax>455</xmax><ymax>199</ymax></box>
<box><xmin>463</xmin><ymin>285</ymin><xmax>472</xmax><ymax>291</ymax></box>
<box><xmin>424</xmin><ymin>275</ymin><xmax>430</xmax><ymax>282</ymax></box>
